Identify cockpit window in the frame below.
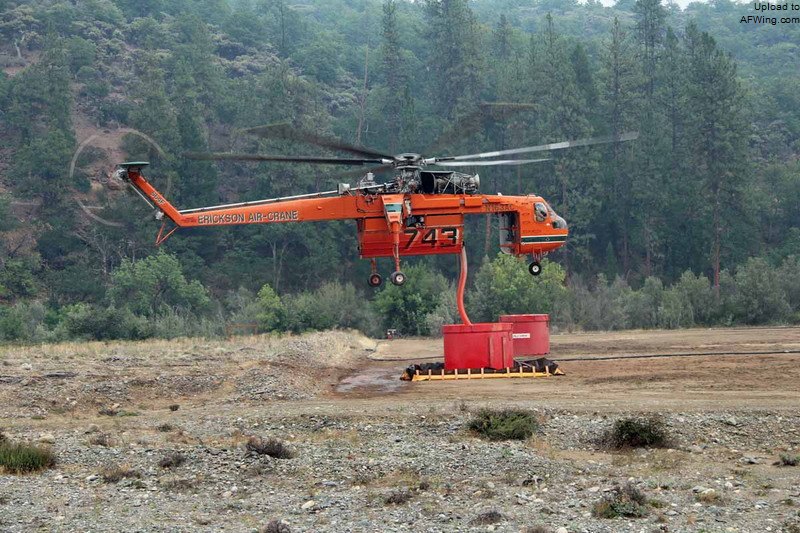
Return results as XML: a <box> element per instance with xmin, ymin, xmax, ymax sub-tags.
<box><xmin>534</xmin><ymin>202</ymin><xmax>548</xmax><ymax>222</ymax></box>
<box><xmin>545</xmin><ymin>203</ymin><xmax>568</xmax><ymax>230</ymax></box>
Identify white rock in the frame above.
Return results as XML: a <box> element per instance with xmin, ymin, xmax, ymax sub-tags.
<box><xmin>588</xmin><ymin>486</ymin><xmax>600</xmax><ymax>493</ymax></box>
<box><xmin>38</xmin><ymin>434</ymin><xmax>55</xmax><ymax>444</ymax></box>
<box><xmin>301</xmin><ymin>500</ymin><xmax>316</xmax><ymax>510</ymax></box>
<box><xmin>556</xmin><ymin>527</ymin><xmax>568</xmax><ymax>533</ymax></box>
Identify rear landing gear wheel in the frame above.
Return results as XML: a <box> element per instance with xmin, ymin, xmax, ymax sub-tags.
<box><xmin>528</xmin><ymin>261</ymin><xmax>542</xmax><ymax>276</ymax></box>
<box><xmin>368</xmin><ymin>273</ymin><xmax>383</xmax><ymax>287</ymax></box>
<box><xmin>390</xmin><ymin>271</ymin><xmax>406</xmax><ymax>286</ymax></box>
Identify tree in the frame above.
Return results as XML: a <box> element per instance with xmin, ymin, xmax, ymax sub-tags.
<box><xmin>470</xmin><ymin>254</ymin><xmax>568</xmax><ymax>323</ymax></box>
<box><xmin>684</xmin><ymin>23</ymin><xmax>749</xmax><ymax>292</ymax></box>
<box><xmin>373</xmin><ymin>264</ymin><xmax>448</xmax><ymax>335</ymax></box>
<box><xmin>381</xmin><ymin>0</ymin><xmax>406</xmax><ymax>152</ymax></box>
<box><xmin>108</xmin><ymin>252</ymin><xmax>210</xmax><ymax>317</ymax></box>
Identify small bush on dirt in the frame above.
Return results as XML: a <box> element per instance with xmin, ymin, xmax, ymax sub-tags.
<box><xmin>88</xmin><ymin>433</ymin><xmax>112</xmax><ymax>447</ymax></box>
<box><xmin>384</xmin><ymin>490</ymin><xmax>412</xmax><ymax>505</ymax></box>
<box><xmin>158</xmin><ymin>452</ymin><xmax>186</xmax><ymax>469</ymax></box>
<box><xmin>606</xmin><ymin>416</ymin><xmax>670</xmax><ymax>449</ymax></box>
<box><xmin>522</xmin><ymin>526</ymin><xmax>551</xmax><ymax>533</ymax></box>
<box><xmin>0</xmin><ymin>441</ymin><xmax>56</xmax><ymax>474</ymax></box>
<box><xmin>260</xmin><ymin>519</ymin><xmax>292</xmax><ymax>533</ymax></box>
<box><xmin>695</xmin><ymin>489</ymin><xmax>721</xmax><ymax>504</ymax></box>
<box><xmin>468</xmin><ymin>409</ymin><xmax>539</xmax><ymax>441</ymax></box>
<box><xmin>169</xmin><ymin>404</ymin><xmax>180</xmax><ymax>412</ymax></box>
<box><xmin>100</xmin><ymin>463</ymin><xmax>140</xmax><ymax>483</ymax></box>
<box><xmin>160</xmin><ymin>478</ymin><xmax>198</xmax><ymax>492</ymax></box>
<box><xmin>156</xmin><ymin>423</ymin><xmax>174</xmax><ymax>432</ymax></box>
<box><xmin>98</xmin><ymin>407</ymin><xmax>118</xmax><ymax>416</ymax></box>
<box><xmin>245</xmin><ymin>436</ymin><xmax>295</xmax><ymax>459</ymax></box>
<box><xmin>470</xmin><ymin>510</ymin><xmax>503</xmax><ymax>525</ymax></box>
<box><xmin>593</xmin><ymin>483</ymin><xmax>650</xmax><ymax>519</ymax></box>
<box><xmin>779</xmin><ymin>453</ymin><xmax>800</xmax><ymax>466</ymax></box>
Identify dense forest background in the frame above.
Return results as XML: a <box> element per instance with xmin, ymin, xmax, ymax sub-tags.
<box><xmin>0</xmin><ymin>0</ymin><xmax>798</xmax><ymax>341</ymax></box>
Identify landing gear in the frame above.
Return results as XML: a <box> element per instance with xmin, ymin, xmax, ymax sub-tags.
<box><xmin>528</xmin><ymin>261</ymin><xmax>542</xmax><ymax>276</ymax></box>
<box><xmin>368</xmin><ymin>273</ymin><xmax>383</xmax><ymax>287</ymax></box>
<box><xmin>390</xmin><ymin>271</ymin><xmax>406</xmax><ymax>286</ymax></box>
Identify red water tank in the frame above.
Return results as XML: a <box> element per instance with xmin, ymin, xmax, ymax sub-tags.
<box><xmin>499</xmin><ymin>314</ymin><xmax>550</xmax><ymax>357</ymax></box>
<box><xmin>442</xmin><ymin>322</ymin><xmax>513</xmax><ymax>370</ymax></box>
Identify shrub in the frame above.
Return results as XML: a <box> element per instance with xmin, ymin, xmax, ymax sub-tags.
<box><xmin>470</xmin><ymin>510</ymin><xmax>503</xmax><ymax>525</ymax></box>
<box><xmin>0</xmin><ymin>440</ymin><xmax>55</xmax><ymax>474</ymax></box>
<box><xmin>384</xmin><ymin>490</ymin><xmax>412</xmax><ymax>505</ymax></box>
<box><xmin>256</xmin><ymin>284</ymin><xmax>284</xmax><ymax>331</ymax></box>
<box><xmin>733</xmin><ymin>257</ymin><xmax>791</xmax><ymax>324</ymax></box>
<box><xmin>373</xmin><ymin>264</ymin><xmax>449</xmax><ymax>336</ymax></box>
<box><xmin>100</xmin><ymin>463</ymin><xmax>140</xmax><ymax>483</ymax></box>
<box><xmin>245</xmin><ymin>436</ymin><xmax>294</xmax><ymax>459</ymax></box>
<box><xmin>606</xmin><ymin>416</ymin><xmax>670</xmax><ymax>449</ymax></box>
<box><xmin>260</xmin><ymin>519</ymin><xmax>292</xmax><ymax>533</ymax></box>
<box><xmin>158</xmin><ymin>452</ymin><xmax>186</xmax><ymax>469</ymax></box>
<box><xmin>779</xmin><ymin>453</ymin><xmax>800</xmax><ymax>467</ymax></box>
<box><xmin>470</xmin><ymin>254</ymin><xmax>568</xmax><ymax>324</ymax></box>
<box><xmin>108</xmin><ymin>252</ymin><xmax>211</xmax><ymax>317</ymax></box>
<box><xmin>468</xmin><ymin>409</ymin><xmax>539</xmax><ymax>441</ymax></box>
<box><xmin>88</xmin><ymin>433</ymin><xmax>112</xmax><ymax>447</ymax></box>
<box><xmin>157</xmin><ymin>423</ymin><xmax>174</xmax><ymax>432</ymax></box>
<box><xmin>592</xmin><ymin>483</ymin><xmax>649</xmax><ymax>518</ymax></box>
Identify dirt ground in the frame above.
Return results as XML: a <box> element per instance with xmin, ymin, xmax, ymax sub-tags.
<box><xmin>2</xmin><ymin>327</ymin><xmax>800</xmax><ymax>532</ymax></box>
<box><xmin>342</xmin><ymin>326</ymin><xmax>800</xmax><ymax>412</ymax></box>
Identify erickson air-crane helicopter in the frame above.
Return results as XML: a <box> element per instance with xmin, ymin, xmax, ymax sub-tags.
<box><xmin>115</xmin><ymin>123</ymin><xmax>637</xmax><ymax>287</ymax></box>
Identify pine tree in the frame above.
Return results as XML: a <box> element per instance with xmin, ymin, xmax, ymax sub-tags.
<box><xmin>381</xmin><ymin>0</ymin><xmax>406</xmax><ymax>152</ymax></box>
<box><xmin>684</xmin><ymin>23</ymin><xmax>749</xmax><ymax>292</ymax></box>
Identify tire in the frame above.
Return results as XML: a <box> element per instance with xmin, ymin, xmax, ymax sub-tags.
<box><xmin>528</xmin><ymin>261</ymin><xmax>542</xmax><ymax>276</ymax></box>
<box><xmin>390</xmin><ymin>271</ymin><xmax>406</xmax><ymax>286</ymax></box>
<box><xmin>368</xmin><ymin>273</ymin><xmax>382</xmax><ymax>287</ymax></box>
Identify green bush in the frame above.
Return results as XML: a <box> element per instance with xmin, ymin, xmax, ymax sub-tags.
<box><xmin>108</xmin><ymin>252</ymin><xmax>210</xmax><ymax>317</ymax></box>
<box><xmin>470</xmin><ymin>254</ymin><xmax>568</xmax><ymax>324</ymax></box>
<box><xmin>606</xmin><ymin>416</ymin><xmax>670</xmax><ymax>449</ymax></box>
<box><xmin>0</xmin><ymin>441</ymin><xmax>56</xmax><ymax>474</ymax></box>
<box><xmin>256</xmin><ymin>284</ymin><xmax>284</xmax><ymax>331</ymax></box>
<box><xmin>62</xmin><ymin>303</ymin><xmax>151</xmax><ymax>341</ymax></box>
<box><xmin>732</xmin><ymin>257</ymin><xmax>791</xmax><ymax>324</ymax></box>
<box><xmin>373</xmin><ymin>264</ymin><xmax>449</xmax><ymax>336</ymax></box>
<box><xmin>468</xmin><ymin>409</ymin><xmax>539</xmax><ymax>441</ymax></box>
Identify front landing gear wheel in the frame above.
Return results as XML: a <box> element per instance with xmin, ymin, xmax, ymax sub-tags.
<box><xmin>368</xmin><ymin>273</ymin><xmax>383</xmax><ymax>287</ymax></box>
<box><xmin>528</xmin><ymin>261</ymin><xmax>542</xmax><ymax>276</ymax></box>
<box><xmin>390</xmin><ymin>271</ymin><xmax>406</xmax><ymax>286</ymax></box>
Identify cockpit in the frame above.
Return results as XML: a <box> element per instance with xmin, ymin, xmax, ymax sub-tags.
<box><xmin>534</xmin><ymin>201</ymin><xmax>567</xmax><ymax>230</ymax></box>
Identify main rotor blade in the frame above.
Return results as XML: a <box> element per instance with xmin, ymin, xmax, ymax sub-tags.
<box><xmin>241</xmin><ymin>122</ymin><xmax>393</xmax><ymax>160</ymax></box>
<box><xmin>443</xmin><ymin>131</ymin><xmax>639</xmax><ymax>161</ymax></box>
<box><xmin>184</xmin><ymin>152</ymin><xmax>389</xmax><ymax>165</ymax></box>
<box><xmin>433</xmin><ymin>158</ymin><xmax>551</xmax><ymax>167</ymax></box>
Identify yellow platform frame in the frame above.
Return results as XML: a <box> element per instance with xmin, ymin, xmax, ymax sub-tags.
<box><xmin>406</xmin><ymin>366</ymin><xmax>565</xmax><ymax>381</ymax></box>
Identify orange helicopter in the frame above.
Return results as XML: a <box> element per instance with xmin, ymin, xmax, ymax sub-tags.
<box><xmin>116</xmin><ymin>126</ymin><xmax>636</xmax><ymax>287</ymax></box>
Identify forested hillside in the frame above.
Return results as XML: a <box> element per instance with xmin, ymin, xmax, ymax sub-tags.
<box><xmin>0</xmin><ymin>0</ymin><xmax>798</xmax><ymax>341</ymax></box>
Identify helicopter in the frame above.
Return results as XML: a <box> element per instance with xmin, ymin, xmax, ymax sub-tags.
<box><xmin>116</xmin><ymin>123</ymin><xmax>637</xmax><ymax>287</ymax></box>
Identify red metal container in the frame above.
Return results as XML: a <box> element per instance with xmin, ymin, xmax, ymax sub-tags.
<box><xmin>499</xmin><ymin>314</ymin><xmax>550</xmax><ymax>357</ymax></box>
<box><xmin>442</xmin><ymin>323</ymin><xmax>513</xmax><ymax>370</ymax></box>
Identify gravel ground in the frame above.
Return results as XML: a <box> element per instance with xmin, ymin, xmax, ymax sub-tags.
<box><xmin>1</xmin><ymin>330</ymin><xmax>800</xmax><ymax>532</ymax></box>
